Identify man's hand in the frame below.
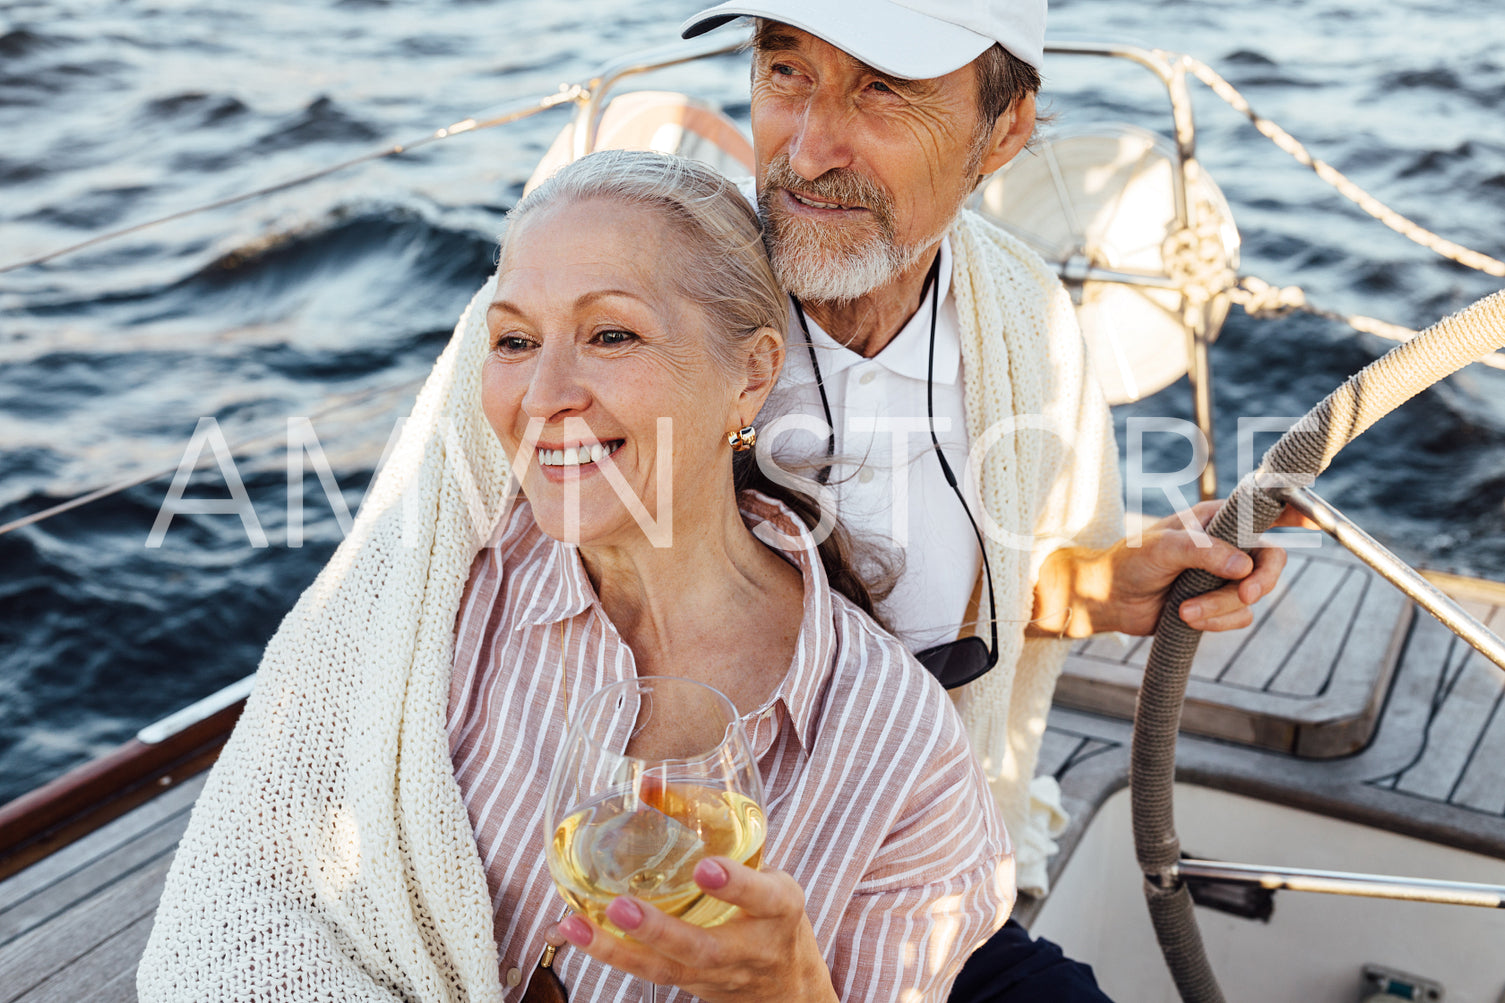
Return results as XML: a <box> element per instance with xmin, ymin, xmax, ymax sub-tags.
<box><xmin>1029</xmin><ymin>500</ymin><xmax>1319</xmax><ymax>638</ymax></box>
<box><xmin>547</xmin><ymin>857</ymin><xmax>837</xmax><ymax>1003</ymax></box>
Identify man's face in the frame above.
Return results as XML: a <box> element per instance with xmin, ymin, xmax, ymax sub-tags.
<box><xmin>749</xmin><ymin>24</ymin><xmax>989</xmax><ymax>303</ymax></box>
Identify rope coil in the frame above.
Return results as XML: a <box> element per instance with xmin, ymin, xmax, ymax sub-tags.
<box><xmin>1162</xmin><ymin>193</ymin><xmax>1239</xmax><ymax>308</ymax></box>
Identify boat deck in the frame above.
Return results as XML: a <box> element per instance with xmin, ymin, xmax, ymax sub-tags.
<box><xmin>2</xmin><ymin>548</ymin><xmax>1502</xmax><ymax>1002</ymax></box>
<box><xmin>0</xmin><ymin>775</ymin><xmax>203</xmax><ymax>1003</ymax></box>
<box><xmin>1056</xmin><ymin>543</ymin><xmax>1416</xmax><ymax>758</ymax></box>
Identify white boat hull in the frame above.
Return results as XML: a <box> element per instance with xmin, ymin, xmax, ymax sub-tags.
<box><xmin>1033</xmin><ymin>784</ymin><xmax>1505</xmax><ymax>1002</ymax></box>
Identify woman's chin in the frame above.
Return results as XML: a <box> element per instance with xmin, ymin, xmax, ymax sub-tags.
<box><xmin>517</xmin><ymin>456</ymin><xmax>677</xmax><ymax>549</ymax></box>
<box><xmin>521</xmin><ymin>495</ymin><xmax>650</xmax><ymax>550</ymax></box>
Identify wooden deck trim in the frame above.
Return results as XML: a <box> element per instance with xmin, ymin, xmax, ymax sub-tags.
<box><xmin>0</xmin><ymin>699</ymin><xmax>242</xmax><ymax>882</ymax></box>
<box><xmin>0</xmin><ymin>796</ymin><xmax>192</xmax><ymax>947</ymax></box>
<box><xmin>19</xmin><ymin>913</ymin><xmax>155</xmax><ymax>1003</ymax></box>
<box><xmin>0</xmin><ymin>843</ymin><xmax>175</xmax><ymax>1003</ymax></box>
<box><xmin>1423</xmin><ymin>569</ymin><xmax>1505</xmax><ymax>607</ymax></box>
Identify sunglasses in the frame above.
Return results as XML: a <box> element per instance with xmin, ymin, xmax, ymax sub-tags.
<box><xmin>912</xmin><ymin>468</ymin><xmax>1000</xmax><ymax>690</ymax></box>
<box><xmin>792</xmin><ymin>255</ymin><xmax>998</xmax><ymax>691</ymax></box>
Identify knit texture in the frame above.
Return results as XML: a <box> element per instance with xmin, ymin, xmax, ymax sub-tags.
<box><xmin>946</xmin><ymin>210</ymin><xmax>1124</xmax><ymax>896</ymax></box>
<box><xmin>139</xmin><ymin>278</ymin><xmax>510</xmax><ymax>1003</ymax></box>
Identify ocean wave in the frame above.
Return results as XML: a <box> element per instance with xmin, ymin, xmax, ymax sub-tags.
<box><xmin>0</xmin><ymin>58</ymin><xmax>132</xmax><ymax>98</ymax></box>
<box><xmin>11</xmin><ymin>204</ymin><xmax>498</xmax><ymax>326</ymax></box>
<box><xmin>253</xmin><ymin>95</ymin><xmax>384</xmax><ymax>152</ymax></box>
<box><xmin>140</xmin><ymin>91</ymin><xmax>250</xmax><ymax>127</ymax></box>
<box><xmin>0</xmin><ymin>27</ymin><xmax>77</xmax><ymax>59</ymax></box>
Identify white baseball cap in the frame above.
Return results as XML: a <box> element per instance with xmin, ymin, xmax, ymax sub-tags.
<box><xmin>680</xmin><ymin>0</ymin><xmax>1046</xmax><ymax>79</ymax></box>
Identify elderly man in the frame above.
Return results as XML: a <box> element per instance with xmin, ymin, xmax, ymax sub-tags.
<box><xmin>675</xmin><ymin>1</ymin><xmax>1300</xmax><ymax>1000</ymax></box>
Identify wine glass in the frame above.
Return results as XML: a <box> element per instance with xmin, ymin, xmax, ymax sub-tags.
<box><xmin>544</xmin><ymin>676</ymin><xmax>767</xmax><ymax>997</ymax></box>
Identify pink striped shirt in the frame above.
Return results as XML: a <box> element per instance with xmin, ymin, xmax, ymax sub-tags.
<box><xmin>447</xmin><ymin>492</ymin><xmax>1013</xmax><ymax>1002</ymax></box>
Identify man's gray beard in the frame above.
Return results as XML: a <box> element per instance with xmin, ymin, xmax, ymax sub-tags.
<box><xmin>757</xmin><ymin>156</ymin><xmax>932</xmax><ymax>304</ymax></box>
<box><xmin>765</xmin><ymin>220</ymin><xmax>929</xmax><ymax>304</ymax></box>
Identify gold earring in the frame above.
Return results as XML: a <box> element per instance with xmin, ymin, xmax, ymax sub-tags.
<box><xmin>727</xmin><ymin>425</ymin><xmax>757</xmax><ymax>452</ymax></box>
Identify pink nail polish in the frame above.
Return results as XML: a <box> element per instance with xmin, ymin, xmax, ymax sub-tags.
<box><xmin>695</xmin><ymin>858</ymin><xmax>728</xmax><ymax>889</ymax></box>
<box><xmin>560</xmin><ymin>917</ymin><xmax>592</xmax><ymax>946</ymax></box>
<box><xmin>606</xmin><ymin>897</ymin><xmax>643</xmax><ymax>929</ymax></box>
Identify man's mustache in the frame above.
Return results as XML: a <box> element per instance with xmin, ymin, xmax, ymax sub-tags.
<box><xmin>762</xmin><ymin>155</ymin><xmax>895</xmax><ymax>225</ymax></box>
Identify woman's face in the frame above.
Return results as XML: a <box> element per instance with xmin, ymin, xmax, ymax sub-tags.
<box><xmin>482</xmin><ymin>196</ymin><xmax>748</xmax><ymax>548</ymax></box>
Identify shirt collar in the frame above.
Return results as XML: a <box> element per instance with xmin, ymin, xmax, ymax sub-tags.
<box><xmin>511</xmin><ymin>536</ymin><xmax>595</xmax><ymax>630</ymax></box>
<box><xmin>784</xmin><ymin>237</ymin><xmax>960</xmax><ymax>388</ymax></box>
<box><xmin>502</xmin><ymin>495</ymin><xmax>838</xmax><ymax>755</ymax></box>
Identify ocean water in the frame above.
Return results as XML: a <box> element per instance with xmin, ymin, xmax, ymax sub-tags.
<box><xmin>0</xmin><ymin>0</ymin><xmax>1502</xmax><ymax>803</ymax></box>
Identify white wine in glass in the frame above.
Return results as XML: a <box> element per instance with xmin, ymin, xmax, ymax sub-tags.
<box><xmin>544</xmin><ymin>676</ymin><xmax>766</xmax><ymax>938</ymax></box>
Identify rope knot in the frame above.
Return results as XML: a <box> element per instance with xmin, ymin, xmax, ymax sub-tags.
<box><xmin>1162</xmin><ymin>204</ymin><xmax>1237</xmax><ymax>306</ymax></box>
<box><xmin>1232</xmin><ymin>275</ymin><xmax>1308</xmax><ymax>317</ymax></box>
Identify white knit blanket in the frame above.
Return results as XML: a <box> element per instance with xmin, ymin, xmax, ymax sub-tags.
<box><xmin>140</xmin><ymin>277</ymin><xmax>511</xmax><ymax>1002</ymax></box>
<box><xmin>138</xmin><ymin>210</ymin><xmax>1120</xmax><ymax>1002</ymax></box>
<box><xmin>946</xmin><ymin>209</ymin><xmax>1124</xmax><ymax>896</ymax></box>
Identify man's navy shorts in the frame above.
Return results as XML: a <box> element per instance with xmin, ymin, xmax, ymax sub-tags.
<box><xmin>949</xmin><ymin>919</ymin><xmax>1113</xmax><ymax>1002</ymax></box>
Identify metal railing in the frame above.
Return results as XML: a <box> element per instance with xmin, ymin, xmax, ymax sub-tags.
<box><xmin>1177</xmin><ymin>858</ymin><xmax>1505</xmax><ymax>909</ymax></box>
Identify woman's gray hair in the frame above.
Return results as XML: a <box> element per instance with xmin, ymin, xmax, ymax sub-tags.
<box><xmin>499</xmin><ymin>149</ymin><xmax>898</xmax><ymax>626</ymax></box>
<box><xmin>501</xmin><ymin>149</ymin><xmax>787</xmax><ymax>373</ymax></box>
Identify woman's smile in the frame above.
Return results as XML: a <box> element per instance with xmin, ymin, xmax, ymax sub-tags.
<box><xmin>534</xmin><ymin>439</ymin><xmax>625</xmax><ymax>480</ymax></box>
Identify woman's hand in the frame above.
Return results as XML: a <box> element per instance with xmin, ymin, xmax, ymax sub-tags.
<box><xmin>1029</xmin><ymin>501</ymin><xmax>1319</xmax><ymax>638</ymax></box>
<box><xmin>547</xmin><ymin>857</ymin><xmax>838</xmax><ymax>1003</ymax></box>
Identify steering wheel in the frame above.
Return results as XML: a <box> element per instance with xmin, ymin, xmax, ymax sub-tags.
<box><xmin>1130</xmin><ymin>288</ymin><xmax>1505</xmax><ymax>1001</ymax></box>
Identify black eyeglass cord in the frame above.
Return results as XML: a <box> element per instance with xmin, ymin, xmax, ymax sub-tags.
<box><xmin>789</xmin><ymin>295</ymin><xmax>835</xmax><ymax>486</ymax></box>
<box><xmin>788</xmin><ymin>253</ymin><xmax>999</xmax><ymax>673</ymax></box>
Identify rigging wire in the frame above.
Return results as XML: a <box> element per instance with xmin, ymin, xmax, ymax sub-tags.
<box><xmin>1231</xmin><ymin>276</ymin><xmax>1505</xmax><ymax>372</ymax></box>
<box><xmin>0</xmin><ymin>87</ymin><xmax>583</xmax><ymax>275</ymax></box>
<box><xmin>0</xmin><ymin>376</ymin><xmax>423</xmax><ymax>539</ymax></box>
<box><xmin>1185</xmin><ymin>55</ymin><xmax>1505</xmax><ymax>279</ymax></box>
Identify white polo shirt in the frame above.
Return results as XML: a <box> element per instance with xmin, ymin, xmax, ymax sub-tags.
<box><xmin>759</xmin><ymin>238</ymin><xmax>986</xmax><ymax>652</ymax></box>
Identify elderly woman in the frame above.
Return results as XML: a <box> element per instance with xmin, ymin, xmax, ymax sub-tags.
<box><xmin>138</xmin><ymin>150</ymin><xmax>1012</xmax><ymax>1003</ymax></box>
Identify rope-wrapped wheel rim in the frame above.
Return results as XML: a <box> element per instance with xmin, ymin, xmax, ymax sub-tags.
<box><xmin>1130</xmin><ymin>289</ymin><xmax>1505</xmax><ymax>1002</ymax></box>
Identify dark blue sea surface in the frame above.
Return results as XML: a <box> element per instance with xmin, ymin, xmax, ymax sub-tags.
<box><xmin>1</xmin><ymin>0</ymin><xmax>1502</xmax><ymax>802</ymax></box>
